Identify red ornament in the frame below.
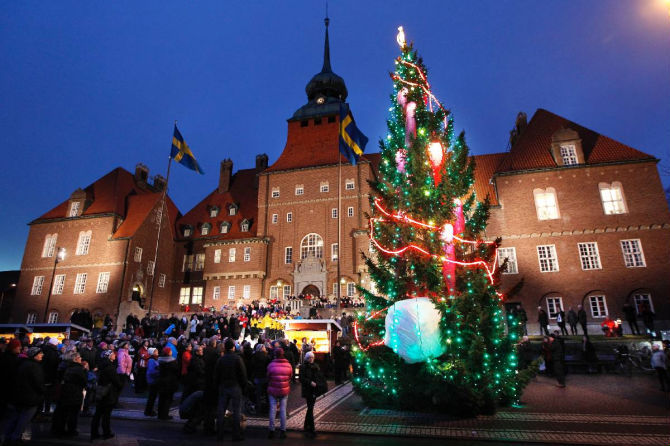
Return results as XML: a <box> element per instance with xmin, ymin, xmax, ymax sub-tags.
<box><xmin>427</xmin><ymin>140</ymin><xmax>444</xmax><ymax>185</ymax></box>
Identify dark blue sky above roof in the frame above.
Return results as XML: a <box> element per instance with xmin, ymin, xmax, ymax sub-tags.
<box><xmin>1</xmin><ymin>1</ymin><xmax>669</xmax><ymax>271</ymax></box>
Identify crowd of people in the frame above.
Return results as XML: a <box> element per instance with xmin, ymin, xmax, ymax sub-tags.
<box><xmin>0</xmin><ymin>305</ymin><xmax>354</xmax><ymax>444</ymax></box>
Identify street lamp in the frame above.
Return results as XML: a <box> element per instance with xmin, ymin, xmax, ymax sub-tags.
<box><xmin>43</xmin><ymin>247</ymin><xmax>66</xmax><ymax>323</ymax></box>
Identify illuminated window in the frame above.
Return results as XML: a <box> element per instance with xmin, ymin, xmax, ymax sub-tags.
<box><xmin>560</xmin><ymin>145</ymin><xmax>578</xmax><ymax>165</ymax></box>
<box><xmin>300</xmin><ymin>233</ymin><xmax>323</xmax><ymax>259</ymax></box>
<box><xmin>179</xmin><ymin>287</ymin><xmax>190</xmax><ymax>305</ymax></box>
<box><xmin>546</xmin><ymin>296</ymin><xmax>563</xmax><ymax>319</ymax></box>
<box><xmin>76</xmin><ymin>231</ymin><xmax>91</xmax><ymax>255</ymax></box>
<box><xmin>537</xmin><ymin>245</ymin><xmax>559</xmax><ymax>272</ymax></box>
<box><xmin>599</xmin><ymin>182</ymin><xmax>627</xmax><ymax>215</ymax></box>
<box><xmin>69</xmin><ymin>201</ymin><xmax>80</xmax><ymax>217</ymax></box>
<box><xmin>621</xmin><ymin>239</ymin><xmax>645</xmax><ymax>267</ymax></box>
<box><xmin>533</xmin><ymin>188</ymin><xmax>559</xmax><ymax>220</ymax></box>
<box><xmin>194</xmin><ymin>253</ymin><xmax>205</xmax><ymax>271</ymax></box>
<box><xmin>42</xmin><ymin>234</ymin><xmax>57</xmax><ymax>258</ymax></box>
<box><xmin>53</xmin><ymin>274</ymin><xmax>66</xmax><ymax>294</ymax></box>
<box><xmin>497</xmin><ymin>247</ymin><xmax>518</xmax><ymax>274</ymax></box>
<box><xmin>182</xmin><ymin>254</ymin><xmax>193</xmax><ymax>272</ymax></box>
<box><xmin>229</xmin><ymin>204</ymin><xmax>238</xmax><ymax>216</ymax></box>
<box><xmin>221</xmin><ymin>222</ymin><xmax>231</xmax><ymax>234</ymax></box>
<box><xmin>96</xmin><ymin>272</ymin><xmax>109</xmax><ymax>293</ymax></box>
<box><xmin>201</xmin><ymin>224</ymin><xmax>210</xmax><ymax>236</ymax></box>
<box><xmin>578</xmin><ymin>242</ymin><xmax>601</xmax><ymax>270</ymax></box>
<box><xmin>589</xmin><ymin>295</ymin><xmax>608</xmax><ymax>318</ymax></box>
<box><xmin>214</xmin><ymin>249</ymin><xmax>221</xmax><ymax>263</ymax></box>
<box><xmin>633</xmin><ymin>293</ymin><xmax>653</xmax><ymax>314</ymax></box>
<box><xmin>209</xmin><ymin>207</ymin><xmax>219</xmax><ymax>218</ymax></box>
<box><xmin>73</xmin><ymin>273</ymin><xmax>87</xmax><ymax>294</ymax></box>
<box><xmin>191</xmin><ymin>287</ymin><xmax>203</xmax><ymax>305</ymax></box>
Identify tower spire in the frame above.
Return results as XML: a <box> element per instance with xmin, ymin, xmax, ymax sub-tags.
<box><xmin>322</xmin><ymin>16</ymin><xmax>332</xmax><ymax>73</ymax></box>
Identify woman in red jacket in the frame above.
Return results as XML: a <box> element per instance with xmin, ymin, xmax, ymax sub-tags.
<box><xmin>266</xmin><ymin>347</ymin><xmax>292</xmax><ymax>438</ymax></box>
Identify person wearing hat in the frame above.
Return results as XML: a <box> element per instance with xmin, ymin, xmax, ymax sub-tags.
<box><xmin>266</xmin><ymin>347</ymin><xmax>291</xmax><ymax>438</ymax></box>
<box><xmin>91</xmin><ymin>349</ymin><xmax>121</xmax><ymax>441</ymax></box>
<box><xmin>135</xmin><ymin>340</ymin><xmax>150</xmax><ymax>393</ymax></box>
<box><xmin>0</xmin><ymin>339</ymin><xmax>22</xmax><ymax>415</ymax></box>
<box><xmin>51</xmin><ymin>351</ymin><xmax>87</xmax><ymax>437</ymax></box>
<box><xmin>116</xmin><ymin>341</ymin><xmax>132</xmax><ymax>392</ymax></box>
<box><xmin>41</xmin><ymin>336</ymin><xmax>60</xmax><ymax>415</ymax></box>
<box><xmin>214</xmin><ymin>338</ymin><xmax>247</xmax><ymax>441</ymax></box>
<box><xmin>3</xmin><ymin>347</ymin><xmax>45</xmax><ymax>443</ymax></box>
<box><xmin>299</xmin><ymin>351</ymin><xmax>322</xmax><ymax>438</ymax></box>
<box><xmin>157</xmin><ymin>347</ymin><xmax>179</xmax><ymax>420</ymax></box>
<box><xmin>143</xmin><ymin>348</ymin><xmax>160</xmax><ymax>416</ymax></box>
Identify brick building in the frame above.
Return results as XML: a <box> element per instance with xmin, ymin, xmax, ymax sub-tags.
<box><xmin>12</xmin><ymin>23</ymin><xmax>670</xmax><ymax>333</ymax></box>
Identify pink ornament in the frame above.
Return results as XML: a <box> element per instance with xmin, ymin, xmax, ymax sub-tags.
<box><xmin>397</xmin><ymin>87</ymin><xmax>408</xmax><ymax>109</ymax></box>
<box><xmin>405</xmin><ymin>101</ymin><xmax>417</xmax><ymax>148</ymax></box>
<box><xmin>427</xmin><ymin>141</ymin><xmax>444</xmax><ymax>185</ymax></box>
<box><xmin>453</xmin><ymin>199</ymin><xmax>465</xmax><ymax>234</ymax></box>
<box><xmin>443</xmin><ymin>241</ymin><xmax>456</xmax><ymax>295</ymax></box>
<box><xmin>395</xmin><ymin>149</ymin><xmax>407</xmax><ymax>174</ymax></box>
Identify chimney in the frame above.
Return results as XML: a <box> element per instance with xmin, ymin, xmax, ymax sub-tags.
<box><xmin>135</xmin><ymin>163</ymin><xmax>149</xmax><ymax>184</ymax></box>
<box><xmin>153</xmin><ymin>174</ymin><xmax>166</xmax><ymax>191</ymax></box>
<box><xmin>255</xmin><ymin>153</ymin><xmax>268</xmax><ymax>172</ymax></box>
<box><xmin>508</xmin><ymin>111</ymin><xmax>528</xmax><ymax>149</ymax></box>
<box><xmin>218</xmin><ymin>159</ymin><xmax>233</xmax><ymax>193</ymax></box>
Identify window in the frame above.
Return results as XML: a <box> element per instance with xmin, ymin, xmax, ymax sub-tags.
<box><xmin>295</xmin><ymin>185</ymin><xmax>304</xmax><ymax>196</ymax></box>
<box><xmin>320</xmin><ymin>182</ymin><xmax>329</xmax><ymax>193</ymax></box>
<box><xmin>301</xmin><ymin>233</ymin><xmax>324</xmax><ymax>259</ymax></box>
<box><xmin>48</xmin><ymin>311</ymin><xmax>59</xmax><ymax>324</ymax></box>
<box><xmin>184</xmin><ymin>227</ymin><xmax>192</xmax><ymax>237</ymax></box>
<box><xmin>283</xmin><ymin>285</ymin><xmax>291</xmax><ymax>299</ymax></box>
<box><xmin>53</xmin><ymin>274</ymin><xmax>66</xmax><ymax>294</ymax></box>
<box><xmin>599</xmin><ymin>182</ymin><xmax>627</xmax><ymax>215</ymax></box>
<box><xmin>244</xmin><ymin>247</ymin><xmax>251</xmax><ymax>262</ymax></box>
<box><xmin>621</xmin><ymin>239</ymin><xmax>645</xmax><ymax>267</ymax></box>
<box><xmin>134</xmin><ymin>247</ymin><xmax>142</xmax><ymax>262</ymax></box>
<box><xmin>497</xmin><ymin>247</ymin><xmax>518</xmax><ymax>274</ymax></box>
<box><xmin>243</xmin><ymin>285</ymin><xmax>251</xmax><ymax>299</ymax></box>
<box><xmin>179</xmin><ymin>287</ymin><xmax>190</xmax><ymax>305</ymax></box>
<box><xmin>347</xmin><ymin>207</ymin><xmax>354</xmax><ymax>217</ymax></box>
<box><xmin>333</xmin><ymin>283</ymin><xmax>340</xmax><ymax>296</ymax></box>
<box><xmin>229</xmin><ymin>205</ymin><xmax>238</xmax><ymax>216</ymax></box>
<box><xmin>269</xmin><ymin>286</ymin><xmax>278</xmax><ymax>300</ymax></box>
<box><xmin>228</xmin><ymin>286</ymin><xmax>236</xmax><ymax>300</ymax></box>
<box><xmin>158</xmin><ymin>273</ymin><xmax>166</xmax><ymax>288</ymax></box>
<box><xmin>182</xmin><ymin>254</ymin><xmax>193</xmax><ymax>272</ymax></box>
<box><xmin>345</xmin><ymin>179</ymin><xmax>355</xmax><ymax>190</ymax></box>
<box><xmin>285</xmin><ymin>247</ymin><xmax>293</xmax><ymax>264</ymax></box>
<box><xmin>69</xmin><ymin>201</ymin><xmax>80</xmax><ymax>217</ymax></box>
<box><xmin>347</xmin><ymin>282</ymin><xmax>356</xmax><ymax>296</ymax></box>
<box><xmin>331</xmin><ymin>208</ymin><xmax>338</xmax><ymax>219</ymax></box>
<box><xmin>73</xmin><ymin>273</ymin><xmax>87</xmax><ymax>294</ymax></box>
<box><xmin>633</xmin><ymin>293</ymin><xmax>654</xmax><ymax>314</ymax></box>
<box><xmin>194</xmin><ymin>253</ymin><xmax>205</xmax><ymax>271</ymax></box>
<box><xmin>272</xmin><ymin>214</ymin><xmax>278</xmax><ymax>224</ymax></box>
<box><xmin>240</xmin><ymin>220</ymin><xmax>250</xmax><ymax>232</ymax></box>
<box><xmin>147</xmin><ymin>260</ymin><xmax>155</xmax><ymax>276</ymax></box>
<box><xmin>229</xmin><ymin>248</ymin><xmax>236</xmax><ymax>262</ymax></box>
<box><xmin>272</xmin><ymin>188</ymin><xmax>280</xmax><ymax>198</ymax></box>
<box><xmin>154</xmin><ymin>208</ymin><xmax>163</xmax><ymax>224</ymax></box>
<box><xmin>212</xmin><ymin>286</ymin><xmax>220</xmax><ymax>300</ymax></box>
<box><xmin>286</xmin><ymin>212</ymin><xmax>293</xmax><ymax>223</ymax></box>
<box><xmin>220</xmin><ymin>222</ymin><xmax>231</xmax><ymax>234</ymax></box>
<box><xmin>201</xmin><ymin>225</ymin><xmax>210</xmax><ymax>236</ymax></box>
<box><xmin>578</xmin><ymin>242</ymin><xmax>601</xmax><ymax>270</ymax></box>
<box><xmin>210</xmin><ymin>207</ymin><xmax>219</xmax><ymax>218</ymax></box>
<box><xmin>96</xmin><ymin>272</ymin><xmax>109</xmax><ymax>293</ymax></box>
<box><xmin>331</xmin><ymin>243</ymin><xmax>339</xmax><ymax>261</ymax></box>
<box><xmin>589</xmin><ymin>295</ymin><xmax>608</xmax><ymax>318</ymax></box>
<box><xmin>26</xmin><ymin>312</ymin><xmax>37</xmax><ymax>324</ymax></box>
<box><xmin>533</xmin><ymin>188</ymin><xmax>559</xmax><ymax>220</ymax></box>
<box><xmin>191</xmin><ymin>287</ymin><xmax>203</xmax><ymax>305</ymax></box>
<box><xmin>537</xmin><ymin>245</ymin><xmax>559</xmax><ymax>272</ymax></box>
<box><xmin>42</xmin><ymin>234</ymin><xmax>57</xmax><ymax>258</ymax></box>
<box><xmin>75</xmin><ymin>231</ymin><xmax>91</xmax><ymax>255</ymax></box>
<box><xmin>546</xmin><ymin>296</ymin><xmax>563</xmax><ymax>319</ymax></box>
<box><xmin>214</xmin><ymin>249</ymin><xmax>221</xmax><ymax>263</ymax></box>
<box><xmin>31</xmin><ymin>276</ymin><xmax>44</xmax><ymax>295</ymax></box>
<box><xmin>560</xmin><ymin>144</ymin><xmax>578</xmax><ymax>165</ymax></box>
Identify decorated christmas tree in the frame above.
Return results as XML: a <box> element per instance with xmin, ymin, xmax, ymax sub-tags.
<box><xmin>352</xmin><ymin>27</ymin><xmax>531</xmax><ymax>416</ymax></box>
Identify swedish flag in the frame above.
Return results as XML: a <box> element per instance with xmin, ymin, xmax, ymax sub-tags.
<box><xmin>170</xmin><ymin>125</ymin><xmax>204</xmax><ymax>174</ymax></box>
<box><xmin>339</xmin><ymin>105</ymin><xmax>368</xmax><ymax>165</ymax></box>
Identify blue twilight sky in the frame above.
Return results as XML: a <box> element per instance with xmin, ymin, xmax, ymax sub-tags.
<box><xmin>1</xmin><ymin>1</ymin><xmax>669</xmax><ymax>271</ymax></box>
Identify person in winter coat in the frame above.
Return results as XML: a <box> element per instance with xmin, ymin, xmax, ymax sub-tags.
<box><xmin>181</xmin><ymin>342</ymin><xmax>193</xmax><ymax>378</ymax></box>
<box><xmin>51</xmin><ymin>351</ymin><xmax>88</xmax><ymax>436</ymax></box>
<box><xmin>135</xmin><ymin>340</ymin><xmax>150</xmax><ymax>393</ymax></box>
<box><xmin>250</xmin><ymin>343</ymin><xmax>270</xmax><ymax>413</ymax></box>
<box><xmin>183</xmin><ymin>344</ymin><xmax>206</xmax><ymax>400</ymax></box>
<box><xmin>299</xmin><ymin>351</ymin><xmax>321</xmax><ymax>437</ymax></box>
<box><xmin>157</xmin><ymin>347</ymin><xmax>179</xmax><ymax>420</ymax></box>
<box><xmin>41</xmin><ymin>337</ymin><xmax>60</xmax><ymax>414</ymax></box>
<box><xmin>91</xmin><ymin>350</ymin><xmax>122</xmax><ymax>441</ymax></box>
<box><xmin>144</xmin><ymin>348</ymin><xmax>160</xmax><ymax>416</ymax></box>
<box><xmin>537</xmin><ymin>307</ymin><xmax>549</xmax><ymax>336</ymax></box>
<box><xmin>116</xmin><ymin>341</ymin><xmax>133</xmax><ymax>390</ymax></box>
<box><xmin>651</xmin><ymin>344</ymin><xmax>669</xmax><ymax>391</ymax></box>
<box><xmin>214</xmin><ymin>338</ymin><xmax>247</xmax><ymax>441</ymax></box>
<box><xmin>556</xmin><ymin>309</ymin><xmax>568</xmax><ymax>336</ymax></box>
<box><xmin>266</xmin><ymin>348</ymin><xmax>292</xmax><ymax>438</ymax></box>
<box><xmin>577</xmin><ymin>305</ymin><xmax>588</xmax><ymax>336</ymax></box>
<box><xmin>3</xmin><ymin>347</ymin><xmax>45</xmax><ymax>443</ymax></box>
<box><xmin>567</xmin><ymin>307</ymin><xmax>579</xmax><ymax>336</ymax></box>
<box><xmin>332</xmin><ymin>341</ymin><xmax>351</xmax><ymax>384</ymax></box>
<box><xmin>0</xmin><ymin>339</ymin><xmax>22</xmax><ymax>415</ymax></box>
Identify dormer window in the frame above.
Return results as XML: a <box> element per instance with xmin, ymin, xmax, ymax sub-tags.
<box><xmin>220</xmin><ymin>222</ymin><xmax>231</xmax><ymax>234</ymax></box>
<box><xmin>183</xmin><ymin>226</ymin><xmax>193</xmax><ymax>237</ymax></box>
<box><xmin>240</xmin><ymin>219</ymin><xmax>250</xmax><ymax>232</ymax></box>
<box><xmin>69</xmin><ymin>201</ymin><xmax>81</xmax><ymax>217</ymax></box>
<box><xmin>209</xmin><ymin>206</ymin><xmax>220</xmax><ymax>218</ymax></box>
<box><xmin>550</xmin><ymin>128</ymin><xmax>584</xmax><ymax>166</ymax></box>
<box><xmin>228</xmin><ymin>204</ymin><xmax>238</xmax><ymax>216</ymax></box>
<box><xmin>560</xmin><ymin>145</ymin><xmax>578</xmax><ymax>166</ymax></box>
<box><xmin>201</xmin><ymin>223</ymin><xmax>211</xmax><ymax>236</ymax></box>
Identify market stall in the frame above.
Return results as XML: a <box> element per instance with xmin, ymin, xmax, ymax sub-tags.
<box><xmin>277</xmin><ymin>319</ymin><xmax>342</xmax><ymax>356</ymax></box>
<box><xmin>0</xmin><ymin>323</ymin><xmax>90</xmax><ymax>343</ymax></box>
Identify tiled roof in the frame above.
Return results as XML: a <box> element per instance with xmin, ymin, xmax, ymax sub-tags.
<box><xmin>497</xmin><ymin>108</ymin><xmax>654</xmax><ymax>172</ymax></box>
<box><xmin>178</xmin><ymin>168</ymin><xmax>259</xmax><ymax>240</ymax></box>
<box><xmin>112</xmin><ymin>193</ymin><xmax>179</xmax><ymax>239</ymax></box>
<box><xmin>472</xmin><ymin>153</ymin><xmax>505</xmax><ymax>206</ymax></box>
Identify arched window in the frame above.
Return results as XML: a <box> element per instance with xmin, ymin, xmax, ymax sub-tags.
<box><xmin>48</xmin><ymin>311</ymin><xmax>59</xmax><ymax>324</ymax></box>
<box><xmin>76</xmin><ymin>230</ymin><xmax>92</xmax><ymax>255</ymax></box>
<box><xmin>301</xmin><ymin>233</ymin><xmax>324</xmax><ymax>259</ymax></box>
<box><xmin>533</xmin><ymin>187</ymin><xmax>560</xmax><ymax>220</ymax></box>
<box><xmin>599</xmin><ymin>182</ymin><xmax>627</xmax><ymax>215</ymax></box>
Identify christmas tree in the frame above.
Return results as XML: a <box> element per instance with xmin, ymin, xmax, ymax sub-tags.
<box><xmin>352</xmin><ymin>27</ymin><xmax>531</xmax><ymax>416</ymax></box>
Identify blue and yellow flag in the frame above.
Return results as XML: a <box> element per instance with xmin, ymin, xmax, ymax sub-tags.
<box><xmin>170</xmin><ymin>125</ymin><xmax>204</xmax><ymax>174</ymax></box>
<box><xmin>339</xmin><ymin>105</ymin><xmax>368</xmax><ymax>165</ymax></box>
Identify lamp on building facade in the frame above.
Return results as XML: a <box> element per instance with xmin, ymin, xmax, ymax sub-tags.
<box><xmin>43</xmin><ymin>247</ymin><xmax>66</xmax><ymax>323</ymax></box>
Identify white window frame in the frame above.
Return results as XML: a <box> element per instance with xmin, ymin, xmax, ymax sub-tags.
<box><xmin>589</xmin><ymin>295</ymin><xmax>608</xmax><ymax>318</ymax></box>
<box><xmin>537</xmin><ymin>245</ymin><xmax>559</xmax><ymax>272</ymax></box>
<box><xmin>158</xmin><ymin>273</ymin><xmax>166</xmax><ymax>288</ymax></box>
<box><xmin>333</xmin><ymin>283</ymin><xmax>339</xmax><ymax>296</ymax></box>
<box><xmin>345</xmin><ymin>179</ymin><xmax>355</xmax><ymax>190</ymax></box>
<box><xmin>243</xmin><ymin>285</ymin><xmax>251</xmax><ymax>299</ymax></box>
<box><xmin>96</xmin><ymin>272</ymin><xmax>110</xmax><ymax>293</ymax></box>
<box><xmin>546</xmin><ymin>296</ymin><xmax>563</xmax><ymax>319</ymax></box>
<box><xmin>243</xmin><ymin>247</ymin><xmax>251</xmax><ymax>262</ymax></box>
<box><xmin>179</xmin><ymin>287</ymin><xmax>190</xmax><ymax>305</ymax></box>
<box><xmin>347</xmin><ymin>207</ymin><xmax>354</xmax><ymax>217</ymax></box>
<box><xmin>147</xmin><ymin>260</ymin><xmax>155</xmax><ymax>276</ymax></box>
<box><xmin>210</xmin><ymin>207</ymin><xmax>219</xmax><ymax>218</ymax></box>
<box><xmin>184</xmin><ymin>227</ymin><xmax>192</xmax><ymax>237</ymax></box>
<box><xmin>228</xmin><ymin>248</ymin><xmax>236</xmax><ymax>263</ymax></box>
<box><xmin>300</xmin><ymin>233</ymin><xmax>324</xmax><ymax>259</ymax></box>
<box><xmin>229</xmin><ymin>205</ymin><xmax>238</xmax><ymax>216</ymax></box>
<box><xmin>271</xmin><ymin>187</ymin><xmax>280</xmax><ymax>198</ymax></box>
<box><xmin>134</xmin><ymin>247</ymin><xmax>142</xmax><ymax>262</ymax></box>
<box><xmin>599</xmin><ymin>182</ymin><xmax>627</xmax><ymax>215</ymax></box>
<box><xmin>620</xmin><ymin>239</ymin><xmax>646</xmax><ymax>268</ymax></box>
<box><xmin>69</xmin><ymin>201</ymin><xmax>80</xmax><ymax>217</ymax></box>
<box><xmin>48</xmin><ymin>311</ymin><xmax>59</xmax><ymax>324</ymax></box>
<box><xmin>285</xmin><ymin>247</ymin><xmax>293</xmax><ymax>264</ymax></box>
<box><xmin>228</xmin><ymin>286</ymin><xmax>236</xmax><ymax>300</ymax></box>
<box><xmin>53</xmin><ymin>274</ymin><xmax>66</xmax><ymax>295</ymax></box>
<box><xmin>331</xmin><ymin>208</ymin><xmax>338</xmax><ymax>219</ymax></box>
<box><xmin>183</xmin><ymin>254</ymin><xmax>193</xmax><ymax>272</ymax></box>
<box><xmin>533</xmin><ymin>188</ymin><xmax>560</xmax><ymax>220</ymax></box>
<box><xmin>578</xmin><ymin>242</ymin><xmax>601</xmax><ymax>270</ymax></box>
<box><xmin>560</xmin><ymin>144</ymin><xmax>578</xmax><ymax>165</ymax></box>
<box><xmin>320</xmin><ymin>182</ymin><xmax>329</xmax><ymax>193</ymax></box>
<box><xmin>214</xmin><ymin>249</ymin><xmax>221</xmax><ymax>264</ymax></box>
<box><xmin>347</xmin><ymin>282</ymin><xmax>356</xmax><ymax>296</ymax></box>
<box><xmin>633</xmin><ymin>293</ymin><xmax>654</xmax><ymax>314</ymax></box>
<box><xmin>191</xmin><ymin>287</ymin><xmax>203</xmax><ymax>305</ymax></box>
<box><xmin>42</xmin><ymin>234</ymin><xmax>57</xmax><ymax>258</ymax></box>
<box><xmin>76</xmin><ymin>231</ymin><xmax>91</xmax><ymax>255</ymax></box>
<box><xmin>26</xmin><ymin>312</ymin><xmax>38</xmax><ymax>324</ymax></box>
<box><xmin>272</xmin><ymin>214</ymin><xmax>278</xmax><ymax>224</ymax></box>
<box><xmin>497</xmin><ymin>247</ymin><xmax>518</xmax><ymax>274</ymax></box>
<box><xmin>73</xmin><ymin>273</ymin><xmax>87</xmax><ymax>294</ymax></box>
<box><xmin>201</xmin><ymin>225</ymin><xmax>210</xmax><ymax>236</ymax></box>
<box><xmin>283</xmin><ymin>285</ymin><xmax>291</xmax><ymax>299</ymax></box>
<box><xmin>241</xmin><ymin>221</ymin><xmax>249</xmax><ymax>232</ymax></box>
<box><xmin>331</xmin><ymin>243</ymin><xmax>339</xmax><ymax>261</ymax></box>
<box><xmin>212</xmin><ymin>286</ymin><xmax>221</xmax><ymax>300</ymax></box>
<box><xmin>269</xmin><ymin>286</ymin><xmax>278</xmax><ymax>300</ymax></box>
<box><xmin>221</xmin><ymin>223</ymin><xmax>230</xmax><ymax>234</ymax></box>
<box><xmin>286</xmin><ymin>212</ymin><xmax>293</xmax><ymax>223</ymax></box>
<box><xmin>31</xmin><ymin>276</ymin><xmax>45</xmax><ymax>295</ymax></box>
<box><xmin>194</xmin><ymin>253</ymin><xmax>205</xmax><ymax>271</ymax></box>
<box><xmin>295</xmin><ymin>185</ymin><xmax>304</xmax><ymax>196</ymax></box>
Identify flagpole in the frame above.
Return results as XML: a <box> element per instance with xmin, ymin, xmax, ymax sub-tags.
<box><xmin>336</xmin><ymin>135</ymin><xmax>342</xmax><ymax>315</ymax></box>
<box><xmin>148</xmin><ymin>136</ymin><xmax>174</xmax><ymax>316</ymax></box>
